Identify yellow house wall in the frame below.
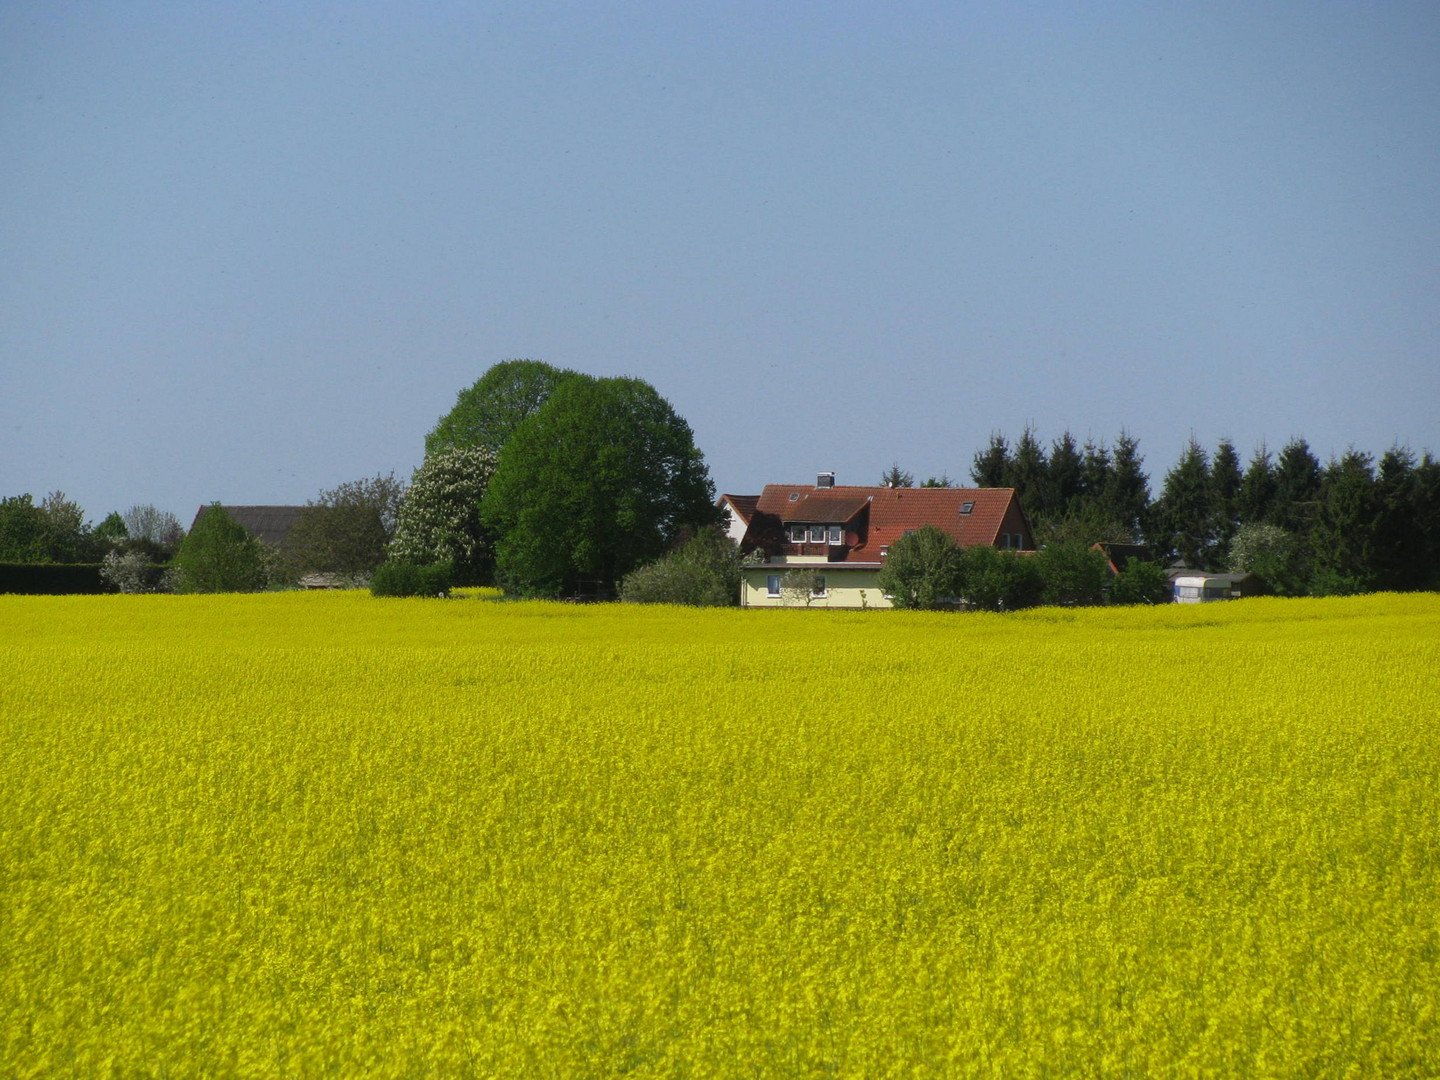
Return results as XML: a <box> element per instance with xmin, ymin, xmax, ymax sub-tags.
<box><xmin>740</xmin><ymin>567</ymin><xmax>892</xmax><ymax>609</ymax></box>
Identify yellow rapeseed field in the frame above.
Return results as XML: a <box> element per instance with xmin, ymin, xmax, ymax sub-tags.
<box><xmin>3</xmin><ymin>591</ymin><xmax>1438</xmax><ymax>1077</ymax></box>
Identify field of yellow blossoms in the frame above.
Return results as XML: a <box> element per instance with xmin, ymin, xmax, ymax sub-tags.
<box><xmin>3</xmin><ymin>591</ymin><xmax>1438</xmax><ymax>1077</ymax></box>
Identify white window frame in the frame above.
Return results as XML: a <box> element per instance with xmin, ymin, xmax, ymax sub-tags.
<box><xmin>766</xmin><ymin>574</ymin><xmax>782</xmax><ymax>597</ymax></box>
<box><xmin>827</xmin><ymin>525</ymin><xmax>843</xmax><ymax>545</ymax></box>
<box><xmin>789</xmin><ymin>525</ymin><xmax>807</xmax><ymax>543</ymax></box>
<box><xmin>811</xmin><ymin>575</ymin><xmax>827</xmax><ymax>598</ymax></box>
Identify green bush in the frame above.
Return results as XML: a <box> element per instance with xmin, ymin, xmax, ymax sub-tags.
<box><xmin>1033</xmin><ymin>540</ymin><xmax>1110</xmax><ymax>606</ymax></box>
<box><xmin>957</xmin><ymin>546</ymin><xmax>1044</xmax><ymax>612</ymax></box>
<box><xmin>619</xmin><ymin>528</ymin><xmax>741</xmax><ymax>606</ymax></box>
<box><xmin>1108</xmin><ymin>559</ymin><xmax>1173</xmax><ymax>606</ymax></box>
<box><xmin>173</xmin><ymin>505</ymin><xmax>275</xmax><ymax>593</ymax></box>
<box><xmin>876</xmin><ymin>525</ymin><xmax>965</xmax><ymax>610</ymax></box>
<box><xmin>1308</xmin><ymin>569</ymin><xmax>1368</xmax><ymax>597</ymax></box>
<box><xmin>370</xmin><ymin>561</ymin><xmax>454</xmax><ymax>598</ymax></box>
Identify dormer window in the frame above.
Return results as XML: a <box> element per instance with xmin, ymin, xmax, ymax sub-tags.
<box><xmin>789</xmin><ymin>523</ymin><xmax>846</xmax><ymax>545</ymax></box>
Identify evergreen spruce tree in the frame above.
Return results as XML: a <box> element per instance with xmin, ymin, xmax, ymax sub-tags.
<box><xmin>1370</xmin><ymin>447</ymin><xmax>1423</xmax><ymax>591</ymax></box>
<box><xmin>1046</xmin><ymin>431</ymin><xmax>1084</xmax><ymax>520</ymax></box>
<box><xmin>1153</xmin><ymin>437</ymin><xmax>1216</xmax><ymax>567</ymax></box>
<box><xmin>880</xmin><ymin>463</ymin><xmax>914</xmax><ymax>488</ymax></box>
<box><xmin>1210</xmin><ymin>437</ymin><xmax>1244</xmax><ymax>555</ymax></box>
<box><xmin>1312</xmin><ymin>449</ymin><xmax>1378</xmax><ymax>591</ymax></box>
<box><xmin>1004</xmin><ymin>427</ymin><xmax>1049</xmax><ymax>522</ymax></box>
<box><xmin>1104</xmin><ymin>431</ymin><xmax>1151</xmax><ymax>542</ymax></box>
<box><xmin>1240</xmin><ymin>443</ymin><xmax>1278</xmax><ymax>525</ymax></box>
<box><xmin>1415</xmin><ymin>453</ymin><xmax>1440</xmax><ymax>588</ymax></box>
<box><xmin>1079</xmin><ymin>438</ymin><xmax>1112</xmax><ymax>510</ymax></box>
<box><xmin>970</xmin><ymin>433</ymin><xmax>1010</xmax><ymax>488</ymax></box>
<box><xmin>1271</xmin><ymin>438</ymin><xmax>1323</xmax><ymax>533</ymax></box>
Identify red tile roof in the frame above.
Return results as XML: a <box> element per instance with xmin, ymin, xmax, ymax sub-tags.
<box><xmin>744</xmin><ymin>484</ymin><xmax>1030</xmax><ymax>563</ymax></box>
<box><xmin>717</xmin><ymin>494</ymin><xmax>760</xmax><ymax>525</ymax></box>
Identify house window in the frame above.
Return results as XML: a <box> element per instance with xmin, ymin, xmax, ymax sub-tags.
<box><xmin>827</xmin><ymin>525</ymin><xmax>843</xmax><ymax>545</ymax></box>
<box><xmin>789</xmin><ymin>525</ymin><xmax>807</xmax><ymax>543</ymax></box>
<box><xmin>809</xmin><ymin>525</ymin><xmax>828</xmax><ymax>543</ymax></box>
<box><xmin>766</xmin><ymin>574</ymin><xmax>782</xmax><ymax>597</ymax></box>
<box><xmin>960</xmin><ymin>501</ymin><xmax>974</xmax><ymax>514</ymax></box>
<box><xmin>812</xmin><ymin>575</ymin><xmax>827</xmax><ymax>598</ymax></box>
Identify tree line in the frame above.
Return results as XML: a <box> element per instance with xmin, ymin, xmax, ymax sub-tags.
<box><xmin>924</xmin><ymin>428</ymin><xmax>1440</xmax><ymax>595</ymax></box>
<box><xmin>8</xmin><ymin>378</ymin><xmax>1436</xmax><ymax>602</ymax></box>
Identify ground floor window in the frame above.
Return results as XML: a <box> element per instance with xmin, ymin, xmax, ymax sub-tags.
<box><xmin>766</xmin><ymin>574</ymin><xmax>782</xmax><ymax>597</ymax></box>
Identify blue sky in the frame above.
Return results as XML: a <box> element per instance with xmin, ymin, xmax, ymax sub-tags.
<box><xmin>3</xmin><ymin>1</ymin><xmax>1438</xmax><ymax>523</ymax></box>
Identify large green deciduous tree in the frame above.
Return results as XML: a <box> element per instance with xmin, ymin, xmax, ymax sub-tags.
<box><xmin>482</xmin><ymin>376</ymin><xmax>718</xmax><ymax>597</ymax></box>
<box><xmin>0</xmin><ymin>495</ymin><xmax>50</xmax><ymax>563</ymax></box>
<box><xmin>425</xmin><ymin>360</ymin><xmax>579</xmax><ymax>458</ymax></box>
<box><xmin>0</xmin><ymin>492</ymin><xmax>105</xmax><ymax>563</ymax></box>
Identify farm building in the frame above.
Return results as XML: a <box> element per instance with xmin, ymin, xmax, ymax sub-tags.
<box><xmin>720</xmin><ymin>473</ymin><xmax>1035</xmax><ymax>609</ymax></box>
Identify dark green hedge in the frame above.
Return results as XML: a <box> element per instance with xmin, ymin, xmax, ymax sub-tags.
<box><xmin>0</xmin><ymin>563</ymin><xmax>111</xmax><ymax>595</ymax></box>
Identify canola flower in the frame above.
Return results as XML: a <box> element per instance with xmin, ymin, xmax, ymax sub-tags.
<box><xmin>2</xmin><ymin>591</ymin><xmax>1438</xmax><ymax>1077</ymax></box>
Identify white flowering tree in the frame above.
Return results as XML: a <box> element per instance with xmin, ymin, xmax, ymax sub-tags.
<box><xmin>388</xmin><ymin>447</ymin><xmax>498</xmax><ymax>584</ymax></box>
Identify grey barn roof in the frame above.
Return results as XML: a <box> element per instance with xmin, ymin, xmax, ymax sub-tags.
<box><xmin>190</xmin><ymin>505</ymin><xmax>304</xmax><ymax>548</ymax></box>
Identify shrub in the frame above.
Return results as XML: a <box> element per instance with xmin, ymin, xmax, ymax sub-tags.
<box><xmin>370</xmin><ymin>560</ymin><xmax>454</xmax><ymax>598</ymax></box>
<box><xmin>1033</xmin><ymin>540</ymin><xmax>1110</xmax><ymax>606</ymax></box>
<box><xmin>1228</xmin><ymin>522</ymin><xmax>1307</xmax><ymax>597</ymax></box>
<box><xmin>876</xmin><ymin>525</ymin><xmax>964</xmax><ymax>610</ymax></box>
<box><xmin>619</xmin><ymin>528</ymin><xmax>741</xmax><ymax>606</ymax></box>
<box><xmin>957</xmin><ymin>546</ymin><xmax>1043</xmax><ymax>612</ymax></box>
<box><xmin>1108</xmin><ymin>559</ymin><xmax>1172</xmax><ymax>606</ymax></box>
<box><xmin>780</xmin><ymin>568</ymin><xmax>828</xmax><ymax>608</ymax></box>
<box><xmin>173</xmin><ymin>505</ymin><xmax>275</xmax><ymax>593</ymax></box>
<box><xmin>99</xmin><ymin>550</ymin><xmax>172</xmax><ymax>594</ymax></box>
<box><xmin>1308</xmin><ymin>569</ymin><xmax>1368</xmax><ymax>598</ymax></box>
